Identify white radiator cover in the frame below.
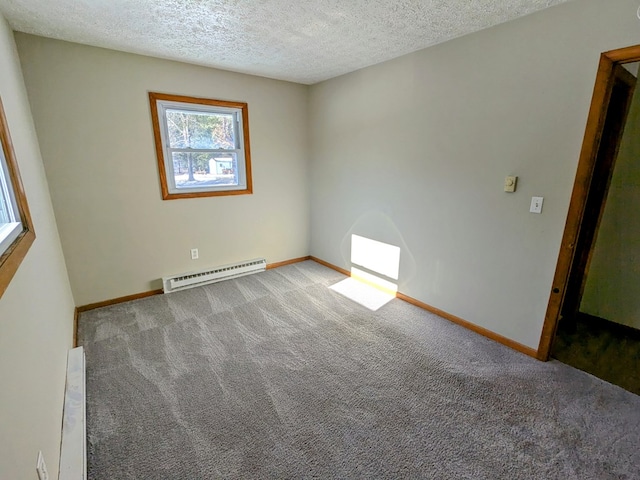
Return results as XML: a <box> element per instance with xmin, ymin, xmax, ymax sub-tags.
<box><xmin>163</xmin><ymin>258</ymin><xmax>267</xmax><ymax>293</ymax></box>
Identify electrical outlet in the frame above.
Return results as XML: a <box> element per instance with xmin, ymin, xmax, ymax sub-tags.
<box><xmin>190</xmin><ymin>248</ymin><xmax>199</xmax><ymax>260</ymax></box>
<box><xmin>36</xmin><ymin>451</ymin><xmax>49</xmax><ymax>480</ymax></box>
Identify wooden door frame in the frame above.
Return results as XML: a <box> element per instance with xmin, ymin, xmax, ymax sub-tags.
<box><xmin>558</xmin><ymin>63</ymin><xmax>636</xmax><ymax>328</ymax></box>
<box><xmin>537</xmin><ymin>44</ymin><xmax>640</xmax><ymax>361</ymax></box>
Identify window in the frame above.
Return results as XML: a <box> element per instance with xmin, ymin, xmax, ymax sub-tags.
<box><xmin>0</xmin><ymin>96</ymin><xmax>35</xmax><ymax>299</ymax></box>
<box><xmin>149</xmin><ymin>92</ymin><xmax>253</xmax><ymax>199</ymax></box>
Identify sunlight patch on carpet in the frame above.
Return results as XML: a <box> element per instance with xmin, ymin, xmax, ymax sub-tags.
<box><xmin>329</xmin><ymin>277</ymin><xmax>395</xmax><ymax>311</ymax></box>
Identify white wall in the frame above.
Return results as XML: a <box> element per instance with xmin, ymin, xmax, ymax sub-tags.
<box><xmin>0</xmin><ymin>14</ymin><xmax>75</xmax><ymax>480</ymax></box>
<box><xmin>309</xmin><ymin>0</ymin><xmax>640</xmax><ymax>350</ymax></box>
<box><xmin>581</xmin><ymin>65</ymin><xmax>640</xmax><ymax>329</ymax></box>
<box><xmin>16</xmin><ymin>35</ymin><xmax>310</xmax><ymax>306</ymax></box>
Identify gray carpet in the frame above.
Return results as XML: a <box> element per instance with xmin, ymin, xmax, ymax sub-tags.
<box><xmin>78</xmin><ymin>260</ymin><xmax>640</xmax><ymax>479</ymax></box>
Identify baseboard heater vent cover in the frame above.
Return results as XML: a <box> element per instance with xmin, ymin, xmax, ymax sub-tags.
<box><xmin>59</xmin><ymin>346</ymin><xmax>86</xmax><ymax>480</ymax></box>
<box><xmin>163</xmin><ymin>258</ymin><xmax>267</xmax><ymax>293</ymax></box>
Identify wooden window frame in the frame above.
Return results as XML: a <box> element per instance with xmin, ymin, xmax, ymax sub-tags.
<box><xmin>149</xmin><ymin>92</ymin><xmax>253</xmax><ymax>200</ymax></box>
<box><xmin>0</xmin><ymin>96</ymin><xmax>35</xmax><ymax>299</ymax></box>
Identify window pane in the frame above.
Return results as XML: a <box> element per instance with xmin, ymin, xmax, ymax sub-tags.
<box><xmin>0</xmin><ymin>153</ymin><xmax>15</xmax><ymax>224</ymax></box>
<box><xmin>0</xmin><ymin>149</ymin><xmax>22</xmax><ymax>252</ymax></box>
<box><xmin>165</xmin><ymin>109</ymin><xmax>236</xmax><ymax>149</ymax></box>
<box><xmin>0</xmin><ymin>188</ymin><xmax>10</xmax><ymax>224</ymax></box>
<box><xmin>172</xmin><ymin>152</ymin><xmax>239</xmax><ymax>189</ymax></box>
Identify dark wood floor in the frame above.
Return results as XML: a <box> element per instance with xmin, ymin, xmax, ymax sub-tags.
<box><xmin>552</xmin><ymin>313</ymin><xmax>640</xmax><ymax>396</ymax></box>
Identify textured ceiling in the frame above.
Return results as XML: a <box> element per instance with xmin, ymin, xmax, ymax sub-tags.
<box><xmin>0</xmin><ymin>0</ymin><xmax>570</xmax><ymax>84</ymax></box>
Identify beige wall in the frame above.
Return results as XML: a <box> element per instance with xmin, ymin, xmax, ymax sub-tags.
<box><xmin>16</xmin><ymin>35</ymin><xmax>310</xmax><ymax>306</ymax></box>
<box><xmin>0</xmin><ymin>14</ymin><xmax>74</xmax><ymax>480</ymax></box>
<box><xmin>581</xmin><ymin>65</ymin><xmax>640</xmax><ymax>329</ymax></box>
<box><xmin>309</xmin><ymin>0</ymin><xmax>640</xmax><ymax>350</ymax></box>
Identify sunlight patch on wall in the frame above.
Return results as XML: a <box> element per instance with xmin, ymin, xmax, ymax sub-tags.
<box><xmin>329</xmin><ymin>234</ymin><xmax>401</xmax><ymax>311</ymax></box>
<box><xmin>351</xmin><ymin>234</ymin><xmax>400</xmax><ymax>280</ymax></box>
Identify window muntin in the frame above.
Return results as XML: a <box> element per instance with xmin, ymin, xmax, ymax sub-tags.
<box><xmin>0</xmin><ymin>96</ymin><xmax>35</xmax><ymax>299</ymax></box>
<box><xmin>149</xmin><ymin>93</ymin><xmax>252</xmax><ymax>199</ymax></box>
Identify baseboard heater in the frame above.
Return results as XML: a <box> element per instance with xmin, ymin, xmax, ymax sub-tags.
<box><xmin>59</xmin><ymin>346</ymin><xmax>86</xmax><ymax>480</ymax></box>
<box><xmin>163</xmin><ymin>258</ymin><xmax>267</xmax><ymax>293</ymax></box>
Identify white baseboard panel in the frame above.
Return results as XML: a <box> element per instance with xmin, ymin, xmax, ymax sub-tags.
<box><xmin>59</xmin><ymin>346</ymin><xmax>86</xmax><ymax>480</ymax></box>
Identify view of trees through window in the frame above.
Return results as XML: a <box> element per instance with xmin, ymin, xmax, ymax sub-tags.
<box><xmin>165</xmin><ymin>109</ymin><xmax>238</xmax><ymax>188</ymax></box>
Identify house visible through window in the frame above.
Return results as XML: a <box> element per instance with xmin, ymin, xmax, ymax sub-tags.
<box><xmin>149</xmin><ymin>92</ymin><xmax>252</xmax><ymax>199</ymax></box>
<box><xmin>0</xmin><ymin>96</ymin><xmax>35</xmax><ymax>299</ymax></box>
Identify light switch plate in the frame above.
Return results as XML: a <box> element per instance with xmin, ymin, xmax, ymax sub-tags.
<box><xmin>530</xmin><ymin>196</ymin><xmax>543</xmax><ymax>213</ymax></box>
<box><xmin>504</xmin><ymin>176</ymin><xmax>517</xmax><ymax>192</ymax></box>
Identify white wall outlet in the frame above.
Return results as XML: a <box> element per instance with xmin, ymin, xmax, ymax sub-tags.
<box><xmin>190</xmin><ymin>248</ymin><xmax>199</xmax><ymax>260</ymax></box>
<box><xmin>504</xmin><ymin>176</ymin><xmax>517</xmax><ymax>192</ymax></box>
<box><xmin>36</xmin><ymin>451</ymin><xmax>49</xmax><ymax>480</ymax></box>
<box><xmin>530</xmin><ymin>196</ymin><xmax>544</xmax><ymax>214</ymax></box>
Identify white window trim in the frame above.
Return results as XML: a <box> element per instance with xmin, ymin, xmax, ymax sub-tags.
<box><xmin>0</xmin><ymin>222</ymin><xmax>21</xmax><ymax>254</ymax></box>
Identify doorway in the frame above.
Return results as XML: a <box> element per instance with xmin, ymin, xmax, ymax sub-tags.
<box><xmin>538</xmin><ymin>45</ymin><xmax>640</xmax><ymax>393</ymax></box>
